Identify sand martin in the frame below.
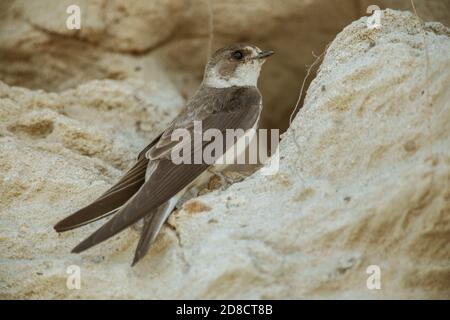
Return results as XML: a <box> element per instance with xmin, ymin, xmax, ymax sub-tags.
<box><xmin>54</xmin><ymin>43</ymin><xmax>274</xmax><ymax>265</ymax></box>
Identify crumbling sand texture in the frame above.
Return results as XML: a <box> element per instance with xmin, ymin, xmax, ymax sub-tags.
<box><xmin>0</xmin><ymin>6</ymin><xmax>449</xmax><ymax>299</ymax></box>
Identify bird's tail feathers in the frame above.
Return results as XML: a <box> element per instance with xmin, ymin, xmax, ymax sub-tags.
<box><xmin>131</xmin><ymin>198</ymin><xmax>179</xmax><ymax>266</ymax></box>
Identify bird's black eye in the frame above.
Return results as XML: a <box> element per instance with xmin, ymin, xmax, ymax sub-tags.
<box><xmin>232</xmin><ymin>50</ymin><xmax>243</xmax><ymax>60</ymax></box>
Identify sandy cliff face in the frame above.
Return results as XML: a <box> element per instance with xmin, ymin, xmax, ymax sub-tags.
<box><xmin>1</xmin><ymin>0</ymin><xmax>448</xmax><ymax>131</ymax></box>
<box><xmin>0</xmin><ymin>5</ymin><xmax>449</xmax><ymax>299</ymax></box>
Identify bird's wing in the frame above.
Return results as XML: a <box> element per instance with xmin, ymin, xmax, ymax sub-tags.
<box><xmin>146</xmin><ymin>109</ymin><xmax>195</xmax><ymax>161</ymax></box>
<box><xmin>53</xmin><ymin>134</ymin><xmax>162</xmax><ymax>232</ymax></box>
<box><xmin>72</xmin><ymin>103</ymin><xmax>261</xmax><ymax>253</ymax></box>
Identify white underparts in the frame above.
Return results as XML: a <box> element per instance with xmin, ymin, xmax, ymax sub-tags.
<box><xmin>204</xmin><ymin>60</ymin><xmax>263</xmax><ymax>88</ymax></box>
<box><xmin>213</xmin><ymin>118</ymin><xmax>259</xmax><ymax>170</ymax></box>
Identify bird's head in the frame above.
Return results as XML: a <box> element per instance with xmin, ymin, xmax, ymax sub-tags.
<box><xmin>203</xmin><ymin>43</ymin><xmax>274</xmax><ymax>88</ymax></box>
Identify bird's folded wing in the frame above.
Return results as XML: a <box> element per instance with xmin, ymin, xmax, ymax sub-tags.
<box><xmin>54</xmin><ymin>134</ymin><xmax>162</xmax><ymax>232</ymax></box>
<box><xmin>72</xmin><ymin>104</ymin><xmax>260</xmax><ymax>253</ymax></box>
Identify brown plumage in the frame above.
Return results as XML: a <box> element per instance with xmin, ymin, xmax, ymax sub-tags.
<box><xmin>54</xmin><ymin>43</ymin><xmax>273</xmax><ymax>265</ymax></box>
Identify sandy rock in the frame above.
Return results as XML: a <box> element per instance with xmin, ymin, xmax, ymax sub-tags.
<box><xmin>1</xmin><ymin>9</ymin><xmax>448</xmax><ymax>299</ymax></box>
<box><xmin>1</xmin><ymin>0</ymin><xmax>448</xmax><ymax>131</ymax></box>
<box><xmin>0</xmin><ymin>77</ymin><xmax>184</xmax><ymax>298</ymax></box>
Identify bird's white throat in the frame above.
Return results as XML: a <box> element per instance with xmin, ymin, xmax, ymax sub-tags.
<box><xmin>203</xmin><ymin>60</ymin><xmax>263</xmax><ymax>88</ymax></box>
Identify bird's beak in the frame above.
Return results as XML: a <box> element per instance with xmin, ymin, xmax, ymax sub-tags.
<box><xmin>256</xmin><ymin>50</ymin><xmax>274</xmax><ymax>59</ymax></box>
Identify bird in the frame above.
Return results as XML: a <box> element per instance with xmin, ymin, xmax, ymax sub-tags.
<box><xmin>54</xmin><ymin>43</ymin><xmax>274</xmax><ymax>266</ymax></box>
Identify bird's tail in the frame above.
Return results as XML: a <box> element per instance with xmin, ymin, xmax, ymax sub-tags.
<box><xmin>131</xmin><ymin>197</ymin><xmax>179</xmax><ymax>266</ymax></box>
